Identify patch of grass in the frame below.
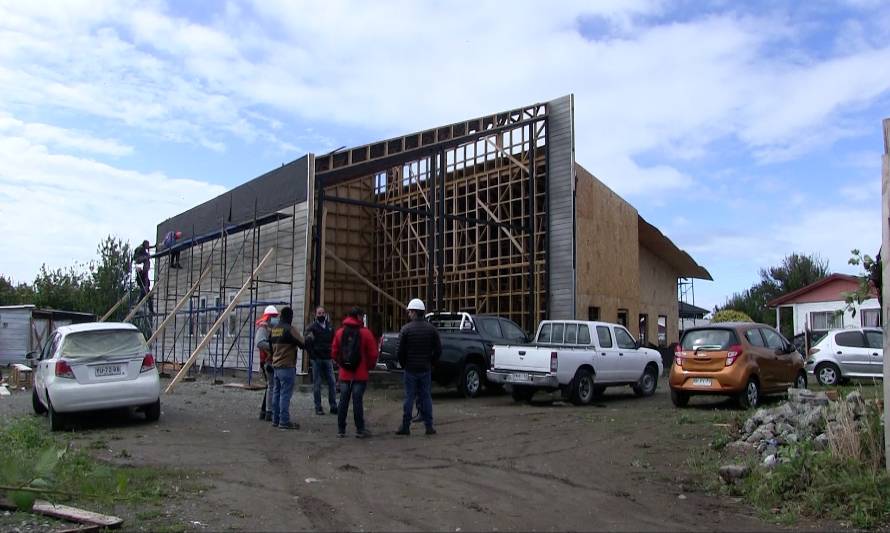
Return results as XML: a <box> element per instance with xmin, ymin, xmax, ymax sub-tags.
<box><xmin>742</xmin><ymin>442</ymin><xmax>890</xmax><ymax>529</ymax></box>
<box><xmin>0</xmin><ymin>416</ymin><xmax>204</xmax><ymax>513</ymax></box>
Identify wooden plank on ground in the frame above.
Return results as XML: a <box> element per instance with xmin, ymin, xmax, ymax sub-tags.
<box><xmin>223</xmin><ymin>383</ymin><xmax>265</xmax><ymax>391</ymax></box>
<box><xmin>32</xmin><ymin>500</ymin><xmax>123</xmax><ymax>528</ymax></box>
<box><xmin>165</xmin><ymin>248</ymin><xmax>275</xmax><ymax>394</ymax></box>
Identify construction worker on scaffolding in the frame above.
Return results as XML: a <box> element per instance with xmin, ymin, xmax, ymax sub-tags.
<box><xmin>255</xmin><ymin>305</ymin><xmax>279</xmax><ymax>421</ymax></box>
<box><xmin>162</xmin><ymin>230</ymin><xmax>183</xmax><ymax>268</ymax></box>
<box><xmin>133</xmin><ymin>239</ymin><xmax>154</xmax><ymax>315</ymax></box>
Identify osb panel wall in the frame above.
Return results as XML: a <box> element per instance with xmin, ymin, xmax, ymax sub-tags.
<box><xmin>574</xmin><ymin>164</ymin><xmax>640</xmax><ymax>324</ymax></box>
<box><xmin>322</xmin><ymin>178</ymin><xmax>376</xmax><ymax>327</ymax></box>
<box><xmin>638</xmin><ymin>245</ymin><xmax>679</xmax><ymax>346</ymax></box>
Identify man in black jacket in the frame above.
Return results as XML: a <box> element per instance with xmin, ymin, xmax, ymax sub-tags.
<box><xmin>396</xmin><ymin>298</ymin><xmax>442</xmax><ymax>436</ymax></box>
<box><xmin>305</xmin><ymin>306</ymin><xmax>338</xmax><ymax>415</ymax></box>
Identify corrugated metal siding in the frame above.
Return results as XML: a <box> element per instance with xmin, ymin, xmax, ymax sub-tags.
<box><xmin>0</xmin><ymin>308</ymin><xmax>32</xmax><ymax>363</ymax></box>
<box><xmin>547</xmin><ymin>95</ymin><xmax>576</xmax><ymax>319</ymax></box>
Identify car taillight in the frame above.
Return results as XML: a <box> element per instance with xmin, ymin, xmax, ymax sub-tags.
<box><xmin>674</xmin><ymin>346</ymin><xmax>685</xmax><ymax>367</ymax></box>
<box><xmin>550</xmin><ymin>351</ymin><xmax>558</xmax><ymax>372</ymax></box>
<box><xmin>725</xmin><ymin>344</ymin><xmax>743</xmax><ymax>366</ymax></box>
<box><xmin>141</xmin><ymin>353</ymin><xmax>156</xmax><ymax>373</ymax></box>
<box><xmin>55</xmin><ymin>360</ymin><xmax>75</xmax><ymax>379</ymax></box>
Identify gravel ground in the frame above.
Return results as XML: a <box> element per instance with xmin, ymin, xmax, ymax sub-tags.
<box><xmin>0</xmin><ymin>371</ymin><xmax>838</xmax><ymax>531</ymax></box>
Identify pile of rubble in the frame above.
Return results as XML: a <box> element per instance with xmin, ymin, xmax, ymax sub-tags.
<box><xmin>719</xmin><ymin>389</ymin><xmax>870</xmax><ymax>484</ymax></box>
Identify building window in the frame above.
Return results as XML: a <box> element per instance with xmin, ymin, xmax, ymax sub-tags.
<box><xmin>639</xmin><ymin>314</ymin><xmax>649</xmax><ymax>345</ymax></box>
<box><xmin>809</xmin><ymin>311</ymin><xmax>841</xmax><ymax>331</ymax></box>
<box><xmin>657</xmin><ymin>315</ymin><xmax>667</xmax><ymax>347</ymax></box>
<box><xmin>861</xmin><ymin>309</ymin><xmax>882</xmax><ymax>328</ymax></box>
<box><xmin>617</xmin><ymin>309</ymin><xmax>628</xmax><ymax>327</ymax></box>
<box><xmin>588</xmin><ymin>306</ymin><xmax>600</xmax><ymax>321</ymax></box>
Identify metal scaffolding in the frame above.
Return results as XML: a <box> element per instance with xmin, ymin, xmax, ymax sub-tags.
<box><xmin>127</xmin><ymin>202</ymin><xmax>298</xmax><ymax>384</ymax></box>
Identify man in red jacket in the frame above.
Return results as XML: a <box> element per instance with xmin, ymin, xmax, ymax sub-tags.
<box><xmin>331</xmin><ymin>307</ymin><xmax>378</xmax><ymax>439</ymax></box>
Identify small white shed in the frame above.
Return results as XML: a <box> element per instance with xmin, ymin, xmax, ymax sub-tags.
<box><xmin>0</xmin><ymin>305</ymin><xmax>95</xmax><ymax>364</ymax></box>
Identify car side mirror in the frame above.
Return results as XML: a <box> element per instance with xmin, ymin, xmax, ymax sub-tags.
<box><xmin>635</xmin><ymin>340</ymin><xmax>642</xmax><ymax>349</ymax></box>
<box><xmin>25</xmin><ymin>351</ymin><xmax>37</xmax><ymax>360</ymax></box>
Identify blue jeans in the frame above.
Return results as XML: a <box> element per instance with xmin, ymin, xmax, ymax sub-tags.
<box><xmin>403</xmin><ymin>370</ymin><xmax>433</xmax><ymax>429</ymax></box>
<box><xmin>271</xmin><ymin>367</ymin><xmax>296</xmax><ymax>425</ymax></box>
<box><xmin>337</xmin><ymin>380</ymin><xmax>367</xmax><ymax>434</ymax></box>
<box><xmin>311</xmin><ymin>359</ymin><xmax>337</xmax><ymax>411</ymax></box>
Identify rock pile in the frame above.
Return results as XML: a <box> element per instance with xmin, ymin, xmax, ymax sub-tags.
<box><xmin>719</xmin><ymin>389</ymin><xmax>872</xmax><ymax>484</ymax></box>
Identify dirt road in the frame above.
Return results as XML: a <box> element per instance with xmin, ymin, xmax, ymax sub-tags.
<box><xmin>2</xmin><ymin>376</ymin><xmax>796</xmax><ymax>531</ymax></box>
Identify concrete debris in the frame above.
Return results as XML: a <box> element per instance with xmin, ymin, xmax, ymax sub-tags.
<box><xmin>722</xmin><ymin>388</ymin><xmax>877</xmax><ymax>473</ymax></box>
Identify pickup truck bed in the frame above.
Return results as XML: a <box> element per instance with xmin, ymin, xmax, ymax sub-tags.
<box><xmin>487</xmin><ymin>320</ymin><xmax>663</xmax><ymax>404</ymax></box>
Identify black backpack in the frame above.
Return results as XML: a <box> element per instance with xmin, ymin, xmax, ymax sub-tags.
<box><xmin>339</xmin><ymin>325</ymin><xmax>362</xmax><ymax>371</ymax></box>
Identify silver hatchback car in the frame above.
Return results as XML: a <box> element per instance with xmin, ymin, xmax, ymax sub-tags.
<box><xmin>805</xmin><ymin>327</ymin><xmax>883</xmax><ymax>386</ymax></box>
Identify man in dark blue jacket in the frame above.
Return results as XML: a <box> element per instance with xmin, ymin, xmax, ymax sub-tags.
<box><xmin>305</xmin><ymin>306</ymin><xmax>338</xmax><ymax>415</ymax></box>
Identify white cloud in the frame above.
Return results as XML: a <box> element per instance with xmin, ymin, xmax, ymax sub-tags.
<box><xmin>0</xmin><ymin>112</ymin><xmax>133</xmax><ymax>156</ymax></box>
<box><xmin>0</xmin><ymin>126</ymin><xmax>226</xmax><ymax>280</ymax></box>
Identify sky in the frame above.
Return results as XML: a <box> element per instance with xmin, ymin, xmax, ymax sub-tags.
<box><xmin>0</xmin><ymin>0</ymin><xmax>887</xmax><ymax>312</ymax></box>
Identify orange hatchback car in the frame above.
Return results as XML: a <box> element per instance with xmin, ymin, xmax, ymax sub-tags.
<box><xmin>669</xmin><ymin>322</ymin><xmax>807</xmax><ymax>409</ymax></box>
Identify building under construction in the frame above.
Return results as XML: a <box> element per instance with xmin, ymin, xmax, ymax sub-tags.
<box><xmin>148</xmin><ymin>95</ymin><xmax>710</xmax><ymax>379</ymax></box>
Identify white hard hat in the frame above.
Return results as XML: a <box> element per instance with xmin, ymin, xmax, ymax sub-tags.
<box><xmin>407</xmin><ymin>298</ymin><xmax>425</xmax><ymax>311</ymax></box>
<box><xmin>263</xmin><ymin>305</ymin><xmax>279</xmax><ymax>315</ymax></box>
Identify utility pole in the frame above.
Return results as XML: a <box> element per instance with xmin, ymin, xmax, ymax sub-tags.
<box><xmin>882</xmin><ymin>117</ymin><xmax>889</xmax><ymax>472</ymax></box>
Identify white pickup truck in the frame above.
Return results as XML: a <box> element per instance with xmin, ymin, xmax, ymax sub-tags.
<box><xmin>486</xmin><ymin>320</ymin><xmax>664</xmax><ymax>405</ymax></box>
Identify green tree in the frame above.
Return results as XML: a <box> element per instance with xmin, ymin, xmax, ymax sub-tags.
<box><xmin>844</xmin><ymin>248</ymin><xmax>882</xmax><ymax>318</ymax></box>
<box><xmin>0</xmin><ymin>275</ymin><xmax>34</xmax><ymax>305</ymax></box>
<box><xmin>712</xmin><ymin>309</ymin><xmax>753</xmax><ymax>323</ymax></box>
<box><xmin>85</xmin><ymin>236</ymin><xmax>133</xmax><ymax>319</ymax></box>
<box><xmin>719</xmin><ymin>252</ymin><xmax>829</xmax><ymax>330</ymax></box>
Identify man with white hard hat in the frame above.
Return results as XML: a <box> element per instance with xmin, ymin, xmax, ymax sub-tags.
<box><xmin>255</xmin><ymin>305</ymin><xmax>280</xmax><ymax>421</ymax></box>
<box><xmin>395</xmin><ymin>298</ymin><xmax>442</xmax><ymax>436</ymax></box>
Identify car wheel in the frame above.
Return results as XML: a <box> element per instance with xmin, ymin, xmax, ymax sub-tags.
<box><xmin>815</xmin><ymin>363</ymin><xmax>841</xmax><ymax>386</ymax></box>
<box><xmin>144</xmin><ymin>399</ymin><xmax>161</xmax><ymax>422</ymax></box>
<box><xmin>32</xmin><ymin>388</ymin><xmax>47</xmax><ymax>415</ymax></box>
<box><xmin>793</xmin><ymin>370</ymin><xmax>807</xmax><ymax>389</ymax></box>
<box><xmin>47</xmin><ymin>395</ymin><xmax>65</xmax><ymax>432</ymax></box>
<box><xmin>670</xmin><ymin>389</ymin><xmax>690</xmax><ymax>407</ymax></box>
<box><xmin>632</xmin><ymin>365</ymin><xmax>659</xmax><ymax>397</ymax></box>
<box><xmin>570</xmin><ymin>368</ymin><xmax>595</xmax><ymax>406</ymax></box>
<box><xmin>511</xmin><ymin>385</ymin><xmax>535</xmax><ymax>402</ymax></box>
<box><xmin>458</xmin><ymin>363</ymin><xmax>482</xmax><ymax>398</ymax></box>
<box><xmin>737</xmin><ymin>378</ymin><xmax>760</xmax><ymax>410</ymax></box>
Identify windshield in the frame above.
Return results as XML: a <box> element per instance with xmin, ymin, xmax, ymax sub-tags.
<box><xmin>681</xmin><ymin>329</ymin><xmax>737</xmax><ymax>351</ymax></box>
<box><xmin>60</xmin><ymin>330</ymin><xmax>146</xmax><ymax>359</ymax></box>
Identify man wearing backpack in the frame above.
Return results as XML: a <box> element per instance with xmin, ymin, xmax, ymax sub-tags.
<box><xmin>269</xmin><ymin>306</ymin><xmax>305</xmax><ymax>430</ymax></box>
<box><xmin>331</xmin><ymin>307</ymin><xmax>378</xmax><ymax>439</ymax></box>
<box><xmin>395</xmin><ymin>298</ymin><xmax>441</xmax><ymax>436</ymax></box>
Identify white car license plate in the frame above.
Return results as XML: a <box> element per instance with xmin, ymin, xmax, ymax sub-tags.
<box><xmin>508</xmin><ymin>372</ymin><xmax>531</xmax><ymax>383</ymax></box>
<box><xmin>95</xmin><ymin>364</ymin><xmax>123</xmax><ymax>377</ymax></box>
<box><xmin>692</xmin><ymin>378</ymin><xmax>711</xmax><ymax>387</ymax></box>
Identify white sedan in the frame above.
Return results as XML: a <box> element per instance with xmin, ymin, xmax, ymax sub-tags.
<box><xmin>30</xmin><ymin>323</ymin><xmax>161</xmax><ymax>430</ymax></box>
